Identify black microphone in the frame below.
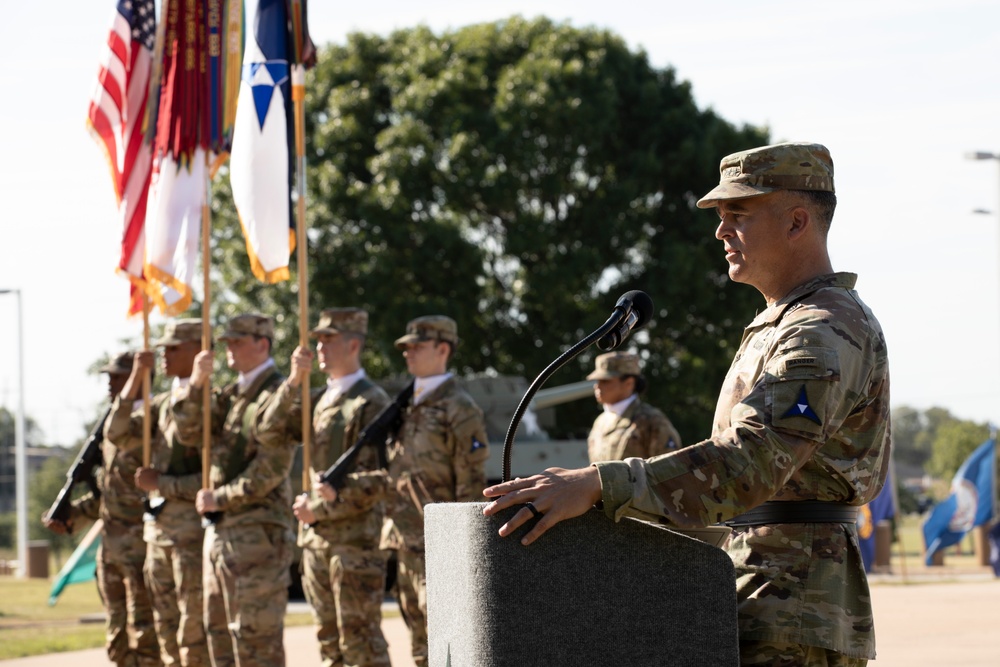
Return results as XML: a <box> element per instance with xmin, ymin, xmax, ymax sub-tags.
<box><xmin>596</xmin><ymin>290</ymin><xmax>653</xmax><ymax>351</ymax></box>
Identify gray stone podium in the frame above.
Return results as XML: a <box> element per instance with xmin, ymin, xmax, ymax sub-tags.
<box><xmin>425</xmin><ymin>502</ymin><xmax>739</xmax><ymax>667</ymax></box>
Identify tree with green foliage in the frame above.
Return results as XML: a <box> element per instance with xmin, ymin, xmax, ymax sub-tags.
<box><xmin>926</xmin><ymin>418</ymin><xmax>990</xmax><ymax>483</ymax></box>
<box><xmin>206</xmin><ymin>16</ymin><xmax>768</xmax><ymax>440</ymax></box>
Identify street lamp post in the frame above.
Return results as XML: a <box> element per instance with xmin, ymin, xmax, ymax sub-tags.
<box><xmin>0</xmin><ymin>288</ymin><xmax>27</xmax><ymax>577</ymax></box>
<box><xmin>965</xmin><ymin>151</ymin><xmax>1000</xmax><ymax>562</ymax></box>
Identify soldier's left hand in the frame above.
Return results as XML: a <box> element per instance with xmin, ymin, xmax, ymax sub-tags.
<box><xmin>292</xmin><ymin>493</ymin><xmax>317</xmax><ymax>524</ymax></box>
<box><xmin>196</xmin><ymin>488</ymin><xmax>219</xmax><ymax>514</ymax></box>
<box><xmin>483</xmin><ymin>466</ymin><xmax>603</xmax><ymax>546</ymax></box>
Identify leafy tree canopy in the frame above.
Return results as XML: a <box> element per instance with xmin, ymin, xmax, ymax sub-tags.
<box><xmin>206</xmin><ymin>16</ymin><xmax>768</xmax><ymax>439</ymax></box>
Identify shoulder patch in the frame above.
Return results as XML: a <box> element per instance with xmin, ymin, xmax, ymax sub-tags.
<box><xmin>470</xmin><ymin>437</ymin><xmax>486</xmax><ymax>453</ymax></box>
<box><xmin>782</xmin><ymin>384</ymin><xmax>822</xmax><ymax>425</ymax></box>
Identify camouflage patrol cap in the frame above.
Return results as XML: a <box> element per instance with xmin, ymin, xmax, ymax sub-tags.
<box><xmin>696</xmin><ymin>142</ymin><xmax>834</xmax><ymax>209</ymax></box>
<box><xmin>311</xmin><ymin>308</ymin><xmax>368</xmax><ymax>336</ymax></box>
<box><xmin>98</xmin><ymin>351</ymin><xmax>135</xmax><ymax>375</ymax></box>
<box><xmin>154</xmin><ymin>318</ymin><xmax>202</xmax><ymax>347</ymax></box>
<box><xmin>218</xmin><ymin>313</ymin><xmax>274</xmax><ymax>341</ymax></box>
<box><xmin>586</xmin><ymin>352</ymin><xmax>642</xmax><ymax>381</ymax></box>
<box><xmin>394</xmin><ymin>315</ymin><xmax>459</xmax><ymax>349</ymax></box>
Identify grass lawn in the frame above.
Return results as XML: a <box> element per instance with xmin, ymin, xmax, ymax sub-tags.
<box><xmin>0</xmin><ymin>576</ymin><xmax>316</xmax><ymax>660</ymax></box>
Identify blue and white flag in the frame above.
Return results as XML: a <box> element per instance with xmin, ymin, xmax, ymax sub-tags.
<box><xmin>857</xmin><ymin>470</ymin><xmax>895</xmax><ymax>573</ymax></box>
<box><xmin>230</xmin><ymin>0</ymin><xmax>294</xmax><ymax>283</ymax></box>
<box><xmin>922</xmin><ymin>438</ymin><xmax>996</xmax><ymax>565</ymax></box>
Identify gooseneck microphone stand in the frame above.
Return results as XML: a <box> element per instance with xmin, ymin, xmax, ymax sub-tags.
<box><xmin>500</xmin><ymin>305</ymin><xmax>629</xmax><ymax>483</ymax></box>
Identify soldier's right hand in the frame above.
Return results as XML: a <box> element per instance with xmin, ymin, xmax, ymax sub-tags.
<box><xmin>41</xmin><ymin>512</ymin><xmax>70</xmax><ymax>535</ymax></box>
<box><xmin>121</xmin><ymin>350</ymin><xmax>156</xmax><ymax>400</ymax></box>
<box><xmin>190</xmin><ymin>350</ymin><xmax>214</xmax><ymax>388</ymax></box>
<box><xmin>135</xmin><ymin>467</ymin><xmax>161</xmax><ymax>492</ymax></box>
<box><xmin>288</xmin><ymin>346</ymin><xmax>314</xmax><ymax>388</ymax></box>
<box><xmin>316</xmin><ymin>480</ymin><xmax>338</xmax><ymax>503</ymax></box>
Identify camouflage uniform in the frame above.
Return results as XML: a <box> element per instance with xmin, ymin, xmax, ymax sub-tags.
<box><xmin>278</xmin><ymin>308</ymin><xmax>393</xmax><ymax>667</ymax></box>
<box><xmin>69</xmin><ymin>353</ymin><xmax>160</xmax><ymax>667</ymax></box>
<box><xmin>381</xmin><ymin>316</ymin><xmax>490</xmax><ymax>666</ymax></box>
<box><xmin>105</xmin><ymin>320</ymin><xmax>210</xmax><ymax>667</ymax></box>
<box><xmin>585</xmin><ymin>352</ymin><xmax>681</xmax><ymax>462</ymax></box>
<box><xmin>174</xmin><ymin>315</ymin><xmax>296</xmax><ymax>667</ymax></box>
<box><xmin>596</xmin><ymin>144</ymin><xmax>889</xmax><ymax>665</ymax></box>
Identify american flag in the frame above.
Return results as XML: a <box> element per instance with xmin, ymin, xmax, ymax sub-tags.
<box><xmin>86</xmin><ymin>0</ymin><xmax>157</xmax><ymax>316</ymax></box>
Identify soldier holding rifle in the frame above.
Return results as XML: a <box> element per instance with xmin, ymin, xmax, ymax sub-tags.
<box><xmin>43</xmin><ymin>351</ymin><xmax>160</xmax><ymax>667</ymax></box>
<box><xmin>271</xmin><ymin>307</ymin><xmax>393</xmax><ymax>667</ymax></box>
<box><xmin>381</xmin><ymin>315</ymin><xmax>490</xmax><ymax>666</ymax></box>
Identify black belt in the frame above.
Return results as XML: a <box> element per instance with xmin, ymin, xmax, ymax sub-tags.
<box><xmin>724</xmin><ymin>501</ymin><xmax>858</xmax><ymax>528</ymax></box>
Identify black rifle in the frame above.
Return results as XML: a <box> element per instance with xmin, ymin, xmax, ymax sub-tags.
<box><xmin>318</xmin><ymin>380</ymin><xmax>414</xmax><ymax>490</ymax></box>
<box><xmin>45</xmin><ymin>407</ymin><xmax>111</xmax><ymax>534</ymax></box>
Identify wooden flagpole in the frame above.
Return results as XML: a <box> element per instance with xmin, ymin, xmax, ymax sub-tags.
<box><xmin>201</xmin><ymin>151</ymin><xmax>212</xmax><ymax>489</ymax></box>
<box><xmin>292</xmin><ymin>63</ymin><xmax>311</xmax><ymax>493</ymax></box>
<box><xmin>142</xmin><ymin>296</ymin><xmax>152</xmax><ymax>467</ymax></box>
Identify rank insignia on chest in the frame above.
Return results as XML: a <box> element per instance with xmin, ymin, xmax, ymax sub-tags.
<box><xmin>782</xmin><ymin>384</ymin><xmax>822</xmax><ymax>425</ymax></box>
<box><xmin>470</xmin><ymin>437</ymin><xmax>486</xmax><ymax>453</ymax></box>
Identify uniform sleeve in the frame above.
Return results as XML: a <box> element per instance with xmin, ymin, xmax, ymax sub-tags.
<box><xmin>449</xmin><ymin>400</ymin><xmax>490</xmax><ymax>502</ymax></box>
<box><xmin>104</xmin><ymin>395</ymin><xmax>159</xmax><ymax>454</ymax></box>
<box><xmin>70</xmin><ymin>492</ymin><xmax>101</xmax><ymax>522</ymax></box>
<box><xmin>171</xmin><ymin>384</ymin><xmax>213</xmax><ymax>446</ymax></box>
<box><xmin>597</xmin><ymin>314</ymin><xmax>856</xmax><ymax>529</ymax></box>
<box><xmin>212</xmin><ymin>388</ymin><xmax>296</xmax><ymax>512</ymax></box>
<box><xmin>157</xmin><ymin>471</ymin><xmax>204</xmax><ymax>502</ymax></box>
<box><xmin>258</xmin><ymin>379</ymin><xmax>312</xmax><ymax>444</ymax></box>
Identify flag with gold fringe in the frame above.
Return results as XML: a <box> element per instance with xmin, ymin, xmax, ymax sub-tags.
<box><xmin>229</xmin><ymin>0</ymin><xmax>298</xmax><ymax>283</ymax></box>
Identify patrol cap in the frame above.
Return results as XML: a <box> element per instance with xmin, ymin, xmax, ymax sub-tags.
<box><xmin>98</xmin><ymin>351</ymin><xmax>135</xmax><ymax>375</ymax></box>
<box><xmin>154</xmin><ymin>318</ymin><xmax>202</xmax><ymax>347</ymax></box>
<box><xmin>394</xmin><ymin>315</ymin><xmax>459</xmax><ymax>350</ymax></box>
<box><xmin>696</xmin><ymin>142</ymin><xmax>834</xmax><ymax>209</ymax></box>
<box><xmin>218</xmin><ymin>313</ymin><xmax>274</xmax><ymax>342</ymax></box>
<box><xmin>586</xmin><ymin>352</ymin><xmax>642</xmax><ymax>381</ymax></box>
<box><xmin>311</xmin><ymin>308</ymin><xmax>368</xmax><ymax>337</ymax></box>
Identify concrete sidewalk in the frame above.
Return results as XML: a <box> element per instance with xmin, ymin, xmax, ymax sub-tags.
<box><xmin>2</xmin><ymin>580</ymin><xmax>998</xmax><ymax>666</ymax></box>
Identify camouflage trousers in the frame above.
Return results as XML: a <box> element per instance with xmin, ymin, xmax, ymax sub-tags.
<box><xmin>97</xmin><ymin>530</ymin><xmax>160</xmax><ymax>667</ymax></box>
<box><xmin>395</xmin><ymin>548</ymin><xmax>428</xmax><ymax>667</ymax></box>
<box><xmin>740</xmin><ymin>640</ymin><xmax>868</xmax><ymax>667</ymax></box>
<box><xmin>145</xmin><ymin>535</ymin><xmax>210</xmax><ymax>666</ymax></box>
<box><xmin>203</xmin><ymin>521</ymin><xmax>293</xmax><ymax>667</ymax></box>
<box><xmin>302</xmin><ymin>544</ymin><xmax>390</xmax><ymax>667</ymax></box>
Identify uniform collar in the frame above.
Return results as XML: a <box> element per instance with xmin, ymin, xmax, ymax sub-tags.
<box><xmin>413</xmin><ymin>373</ymin><xmax>452</xmax><ymax>404</ymax></box>
<box><xmin>748</xmin><ymin>272</ymin><xmax>857</xmax><ymax>328</ymax></box>
<box><xmin>603</xmin><ymin>393</ymin><xmax>638</xmax><ymax>417</ymax></box>
<box><xmin>237</xmin><ymin>358</ymin><xmax>276</xmax><ymax>394</ymax></box>
<box><xmin>325</xmin><ymin>368</ymin><xmax>366</xmax><ymax>402</ymax></box>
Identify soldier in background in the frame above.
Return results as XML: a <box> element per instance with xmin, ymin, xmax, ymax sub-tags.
<box><xmin>381</xmin><ymin>315</ymin><xmax>490</xmax><ymax>666</ymax></box>
<box><xmin>585</xmin><ymin>351</ymin><xmax>681</xmax><ymax>463</ymax></box>
<box><xmin>177</xmin><ymin>314</ymin><xmax>297</xmax><ymax>667</ymax></box>
<box><xmin>106</xmin><ymin>320</ymin><xmax>209</xmax><ymax>666</ymax></box>
<box><xmin>484</xmin><ymin>142</ymin><xmax>890</xmax><ymax>666</ymax></box>
<box><xmin>43</xmin><ymin>351</ymin><xmax>160</xmax><ymax>667</ymax></box>
<box><xmin>275</xmin><ymin>308</ymin><xmax>392</xmax><ymax>667</ymax></box>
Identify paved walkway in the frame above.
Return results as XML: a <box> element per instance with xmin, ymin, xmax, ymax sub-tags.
<box><xmin>2</xmin><ymin>578</ymin><xmax>998</xmax><ymax>666</ymax></box>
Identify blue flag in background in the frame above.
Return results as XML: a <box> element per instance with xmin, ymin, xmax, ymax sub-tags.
<box><xmin>922</xmin><ymin>438</ymin><xmax>996</xmax><ymax>566</ymax></box>
<box><xmin>857</xmin><ymin>470</ymin><xmax>895</xmax><ymax>572</ymax></box>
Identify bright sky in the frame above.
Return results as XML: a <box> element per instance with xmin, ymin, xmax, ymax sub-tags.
<box><xmin>1</xmin><ymin>0</ymin><xmax>999</xmax><ymax>446</ymax></box>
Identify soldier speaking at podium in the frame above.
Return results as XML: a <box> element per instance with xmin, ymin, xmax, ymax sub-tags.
<box><xmin>485</xmin><ymin>142</ymin><xmax>890</xmax><ymax>667</ymax></box>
